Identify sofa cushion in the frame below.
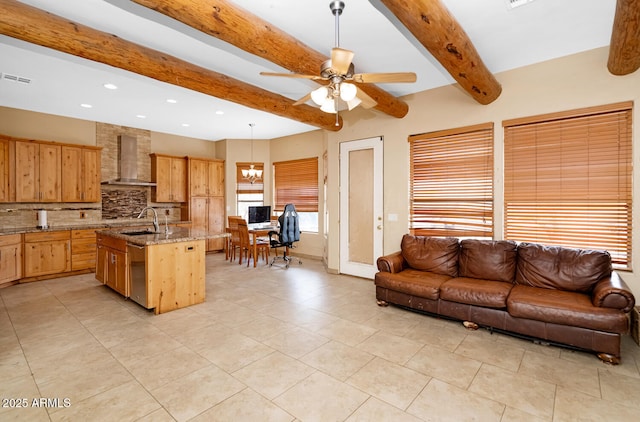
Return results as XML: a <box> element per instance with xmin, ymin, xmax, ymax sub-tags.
<box><xmin>459</xmin><ymin>239</ymin><xmax>517</xmax><ymax>283</ymax></box>
<box><xmin>507</xmin><ymin>285</ymin><xmax>629</xmax><ymax>333</ymax></box>
<box><xmin>515</xmin><ymin>243</ymin><xmax>612</xmax><ymax>293</ymax></box>
<box><xmin>375</xmin><ymin>269</ymin><xmax>451</xmax><ymax>300</ymax></box>
<box><xmin>440</xmin><ymin>277</ymin><xmax>513</xmax><ymax>308</ymax></box>
<box><xmin>401</xmin><ymin>235</ymin><xmax>459</xmax><ymax>277</ymax></box>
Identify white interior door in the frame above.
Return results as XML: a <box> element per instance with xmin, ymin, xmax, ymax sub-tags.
<box><xmin>339</xmin><ymin>137</ymin><xmax>383</xmax><ymax>279</ymax></box>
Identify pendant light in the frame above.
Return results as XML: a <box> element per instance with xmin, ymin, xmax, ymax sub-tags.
<box><xmin>241</xmin><ymin>123</ymin><xmax>263</xmax><ymax>184</ymax></box>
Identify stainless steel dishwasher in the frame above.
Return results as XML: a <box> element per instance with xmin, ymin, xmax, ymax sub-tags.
<box><xmin>127</xmin><ymin>243</ymin><xmax>147</xmax><ymax>307</ymax></box>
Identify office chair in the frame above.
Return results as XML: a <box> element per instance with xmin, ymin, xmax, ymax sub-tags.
<box><xmin>268</xmin><ymin>203</ymin><xmax>302</xmax><ymax>268</ymax></box>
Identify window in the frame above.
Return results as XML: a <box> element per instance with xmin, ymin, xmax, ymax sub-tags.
<box><xmin>236</xmin><ymin>162</ymin><xmax>264</xmax><ymax>220</ymax></box>
<box><xmin>503</xmin><ymin>102</ymin><xmax>632</xmax><ymax>268</ymax></box>
<box><xmin>273</xmin><ymin>157</ymin><xmax>319</xmax><ymax>232</ymax></box>
<box><xmin>409</xmin><ymin>123</ymin><xmax>494</xmax><ymax>238</ymax></box>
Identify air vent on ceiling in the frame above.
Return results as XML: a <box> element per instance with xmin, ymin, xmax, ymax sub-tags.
<box><xmin>1</xmin><ymin>73</ymin><xmax>32</xmax><ymax>84</ymax></box>
<box><xmin>506</xmin><ymin>0</ymin><xmax>536</xmax><ymax>9</ymax></box>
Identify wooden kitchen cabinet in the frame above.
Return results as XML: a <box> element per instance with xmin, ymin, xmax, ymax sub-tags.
<box><xmin>23</xmin><ymin>231</ymin><xmax>71</xmax><ymax>278</ymax></box>
<box><xmin>207</xmin><ymin>160</ymin><xmax>225</xmax><ymax>197</ymax></box>
<box><xmin>0</xmin><ymin>234</ymin><xmax>22</xmax><ymax>285</ymax></box>
<box><xmin>95</xmin><ymin>238</ymin><xmax>107</xmax><ymax>284</ymax></box>
<box><xmin>190</xmin><ymin>196</ymin><xmax>224</xmax><ymax>250</ymax></box>
<box><xmin>107</xmin><ymin>248</ymin><xmax>127</xmax><ymax>296</ymax></box>
<box><xmin>71</xmin><ymin>229</ymin><xmax>97</xmax><ymax>271</ymax></box>
<box><xmin>62</xmin><ymin>146</ymin><xmax>101</xmax><ymax>202</ymax></box>
<box><xmin>0</xmin><ymin>138</ymin><xmax>11</xmax><ymax>203</ymax></box>
<box><xmin>96</xmin><ymin>232</ymin><xmax>128</xmax><ymax>296</ymax></box>
<box><xmin>150</xmin><ymin>153</ymin><xmax>187</xmax><ymax>202</ymax></box>
<box><xmin>15</xmin><ymin>140</ymin><xmax>62</xmax><ymax>202</ymax></box>
<box><xmin>189</xmin><ymin>158</ymin><xmax>224</xmax><ymax>197</ymax></box>
<box><xmin>188</xmin><ymin>157</ymin><xmax>225</xmax><ymax>251</ymax></box>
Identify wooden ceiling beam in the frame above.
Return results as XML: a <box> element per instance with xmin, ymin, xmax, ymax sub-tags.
<box><xmin>376</xmin><ymin>0</ymin><xmax>502</xmax><ymax>105</ymax></box>
<box><xmin>608</xmin><ymin>0</ymin><xmax>640</xmax><ymax>75</ymax></box>
<box><xmin>0</xmin><ymin>0</ymin><xmax>341</xmax><ymax>132</ymax></box>
<box><xmin>131</xmin><ymin>0</ymin><xmax>409</xmax><ymax>118</ymax></box>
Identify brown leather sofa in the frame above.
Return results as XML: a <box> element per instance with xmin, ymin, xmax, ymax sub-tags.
<box><xmin>375</xmin><ymin>235</ymin><xmax>636</xmax><ymax>363</ymax></box>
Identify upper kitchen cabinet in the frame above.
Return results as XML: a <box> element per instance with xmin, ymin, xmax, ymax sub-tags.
<box><xmin>62</xmin><ymin>145</ymin><xmax>102</xmax><ymax>202</ymax></box>
<box><xmin>189</xmin><ymin>158</ymin><xmax>224</xmax><ymax>197</ymax></box>
<box><xmin>0</xmin><ymin>138</ymin><xmax>11</xmax><ymax>202</ymax></box>
<box><xmin>150</xmin><ymin>153</ymin><xmax>187</xmax><ymax>203</ymax></box>
<box><xmin>15</xmin><ymin>140</ymin><xmax>61</xmax><ymax>202</ymax></box>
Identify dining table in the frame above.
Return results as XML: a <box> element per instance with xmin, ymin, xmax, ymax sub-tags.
<box><xmin>248</xmin><ymin>225</ymin><xmax>278</xmax><ymax>267</ymax></box>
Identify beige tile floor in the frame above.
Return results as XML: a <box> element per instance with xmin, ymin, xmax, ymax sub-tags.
<box><xmin>1</xmin><ymin>252</ymin><xmax>640</xmax><ymax>421</ymax></box>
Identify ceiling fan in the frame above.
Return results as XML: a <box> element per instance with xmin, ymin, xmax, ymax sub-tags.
<box><xmin>260</xmin><ymin>1</ymin><xmax>416</xmax><ymax>114</ymax></box>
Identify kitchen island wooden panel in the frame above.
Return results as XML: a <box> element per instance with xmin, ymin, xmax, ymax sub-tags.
<box><xmin>146</xmin><ymin>240</ymin><xmax>205</xmax><ymax>314</ymax></box>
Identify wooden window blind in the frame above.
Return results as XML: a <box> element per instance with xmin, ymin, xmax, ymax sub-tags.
<box><xmin>236</xmin><ymin>162</ymin><xmax>264</xmax><ymax>194</ymax></box>
<box><xmin>503</xmin><ymin>102</ymin><xmax>632</xmax><ymax>268</ymax></box>
<box><xmin>409</xmin><ymin>123</ymin><xmax>494</xmax><ymax>237</ymax></box>
<box><xmin>273</xmin><ymin>157</ymin><xmax>318</xmax><ymax>212</ymax></box>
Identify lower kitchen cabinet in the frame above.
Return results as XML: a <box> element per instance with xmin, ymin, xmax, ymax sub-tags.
<box><xmin>191</xmin><ymin>196</ymin><xmax>225</xmax><ymax>251</ymax></box>
<box><xmin>23</xmin><ymin>231</ymin><xmax>71</xmax><ymax>278</ymax></box>
<box><xmin>0</xmin><ymin>234</ymin><xmax>22</xmax><ymax>285</ymax></box>
<box><xmin>71</xmin><ymin>229</ymin><xmax>97</xmax><ymax>271</ymax></box>
<box><xmin>96</xmin><ymin>232</ymin><xmax>128</xmax><ymax>296</ymax></box>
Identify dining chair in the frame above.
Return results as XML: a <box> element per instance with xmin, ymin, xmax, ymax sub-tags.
<box><xmin>227</xmin><ymin>216</ymin><xmax>242</xmax><ymax>262</ymax></box>
<box><xmin>237</xmin><ymin>218</ymin><xmax>270</xmax><ymax>266</ymax></box>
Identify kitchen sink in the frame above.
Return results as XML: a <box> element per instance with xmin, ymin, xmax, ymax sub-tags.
<box><xmin>122</xmin><ymin>230</ymin><xmax>156</xmax><ymax>236</ymax></box>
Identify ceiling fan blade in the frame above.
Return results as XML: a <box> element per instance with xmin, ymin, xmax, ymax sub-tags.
<box><xmin>352</xmin><ymin>72</ymin><xmax>417</xmax><ymax>83</ymax></box>
<box><xmin>331</xmin><ymin>48</ymin><xmax>354</xmax><ymax>75</ymax></box>
<box><xmin>356</xmin><ymin>87</ymin><xmax>377</xmax><ymax>109</ymax></box>
<box><xmin>260</xmin><ymin>71</ymin><xmax>324</xmax><ymax>80</ymax></box>
<box><xmin>293</xmin><ymin>92</ymin><xmax>312</xmax><ymax>106</ymax></box>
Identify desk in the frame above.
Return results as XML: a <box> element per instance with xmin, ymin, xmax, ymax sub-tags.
<box><xmin>248</xmin><ymin>226</ymin><xmax>278</xmax><ymax>267</ymax></box>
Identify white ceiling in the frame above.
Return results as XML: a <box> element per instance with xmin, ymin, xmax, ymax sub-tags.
<box><xmin>0</xmin><ymin>0</ymin><xmax>616</xmax><ymax>141</ymax></box>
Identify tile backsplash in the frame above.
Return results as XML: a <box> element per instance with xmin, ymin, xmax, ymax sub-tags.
<box><xmin>101</xmin><ymin>187</ymin><xmax>148</xmax><ymax>220</ymax></box>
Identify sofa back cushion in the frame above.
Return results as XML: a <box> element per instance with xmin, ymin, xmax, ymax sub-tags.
<box><xmin>515</xmin><ymin>242</ymin><xmax>612</xmax><ymax>292</ymax></box>
<box><xmin>401</xmin><ymin>235</ymin><xmax>459</xmax><ymax>277</ymax></box>
<box><xmin>459</xmin><ymin>239</ymin><xmax>518</xmax><ymax>283</ymax></box>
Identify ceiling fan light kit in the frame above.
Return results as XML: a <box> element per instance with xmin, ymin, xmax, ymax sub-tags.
<box><xmin>260</xmin><ymin>1</ymin><xmax>416</xmax><ymax>115</ymax></box>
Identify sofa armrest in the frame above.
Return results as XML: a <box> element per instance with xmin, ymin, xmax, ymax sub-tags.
<box><xmin>377</xmin><ymin>251</ymin><xmax>406</xmax><ymax>273</ymax></box>
<box><xmin>591</xmin><ymin>272</ymin><xmax>636</xmax><ymax>312</ymax></box>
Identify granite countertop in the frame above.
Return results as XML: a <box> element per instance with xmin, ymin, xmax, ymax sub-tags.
<box><xmin>101</xmin><ymin>226</ymin><xmax>229</xmax><ymax>246</ymax></box>
<box><xmin>0</xmin><ymin>220</ymin><xmax>192</xmax><ymax>236</ymax></box>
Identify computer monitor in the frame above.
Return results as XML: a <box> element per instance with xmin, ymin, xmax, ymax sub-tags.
<box><xmin>248</xmin><ymin>205</ymin><xmax>271</xmax><ymax>224</ymax></box>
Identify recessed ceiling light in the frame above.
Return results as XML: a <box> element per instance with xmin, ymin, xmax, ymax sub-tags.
<box><xmin>103</xmin><ymin>83</ymin><xmax>118</xmax><ymax>90</ymax></box>
<box><xmin>215</xmin><ymin>110</ymin><xmax>224</xmax><ymax>115</ymax></box>
<box><xmin>166</xmin><ymin>99</ymin><xmax>177</xmax><ymax>104</ymax></box>
<box><xmin>136</xmin><ymin>114</ymin><xmax>146</xmax><ymax>119</ymax></box>
<box><xmin>80</xmin><ymin>103</ymin><xmax>93</xmax><ymax>108</ymax></box>
<box><xmin>181</xmin><ymin>123</ymin><xmax>190</xmax><ymax>127</ymax></box>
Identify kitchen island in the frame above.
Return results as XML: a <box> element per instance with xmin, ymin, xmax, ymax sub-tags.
<box><xmin>96</xmin><ymin>227</ymin><xmax>224</xmax><ymax>314</ymax></box>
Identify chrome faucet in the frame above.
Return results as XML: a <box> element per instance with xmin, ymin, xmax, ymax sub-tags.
<box><xmin>137</xmin><ymin>206</ymin><xmax>159</xmax><ymax>233</ymax></box>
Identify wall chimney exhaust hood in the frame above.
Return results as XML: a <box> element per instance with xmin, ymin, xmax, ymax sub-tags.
<box><xmin>101</xmin><ymin>135</ymin><xmax>156</xmax><ymax>186</ymax></box>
